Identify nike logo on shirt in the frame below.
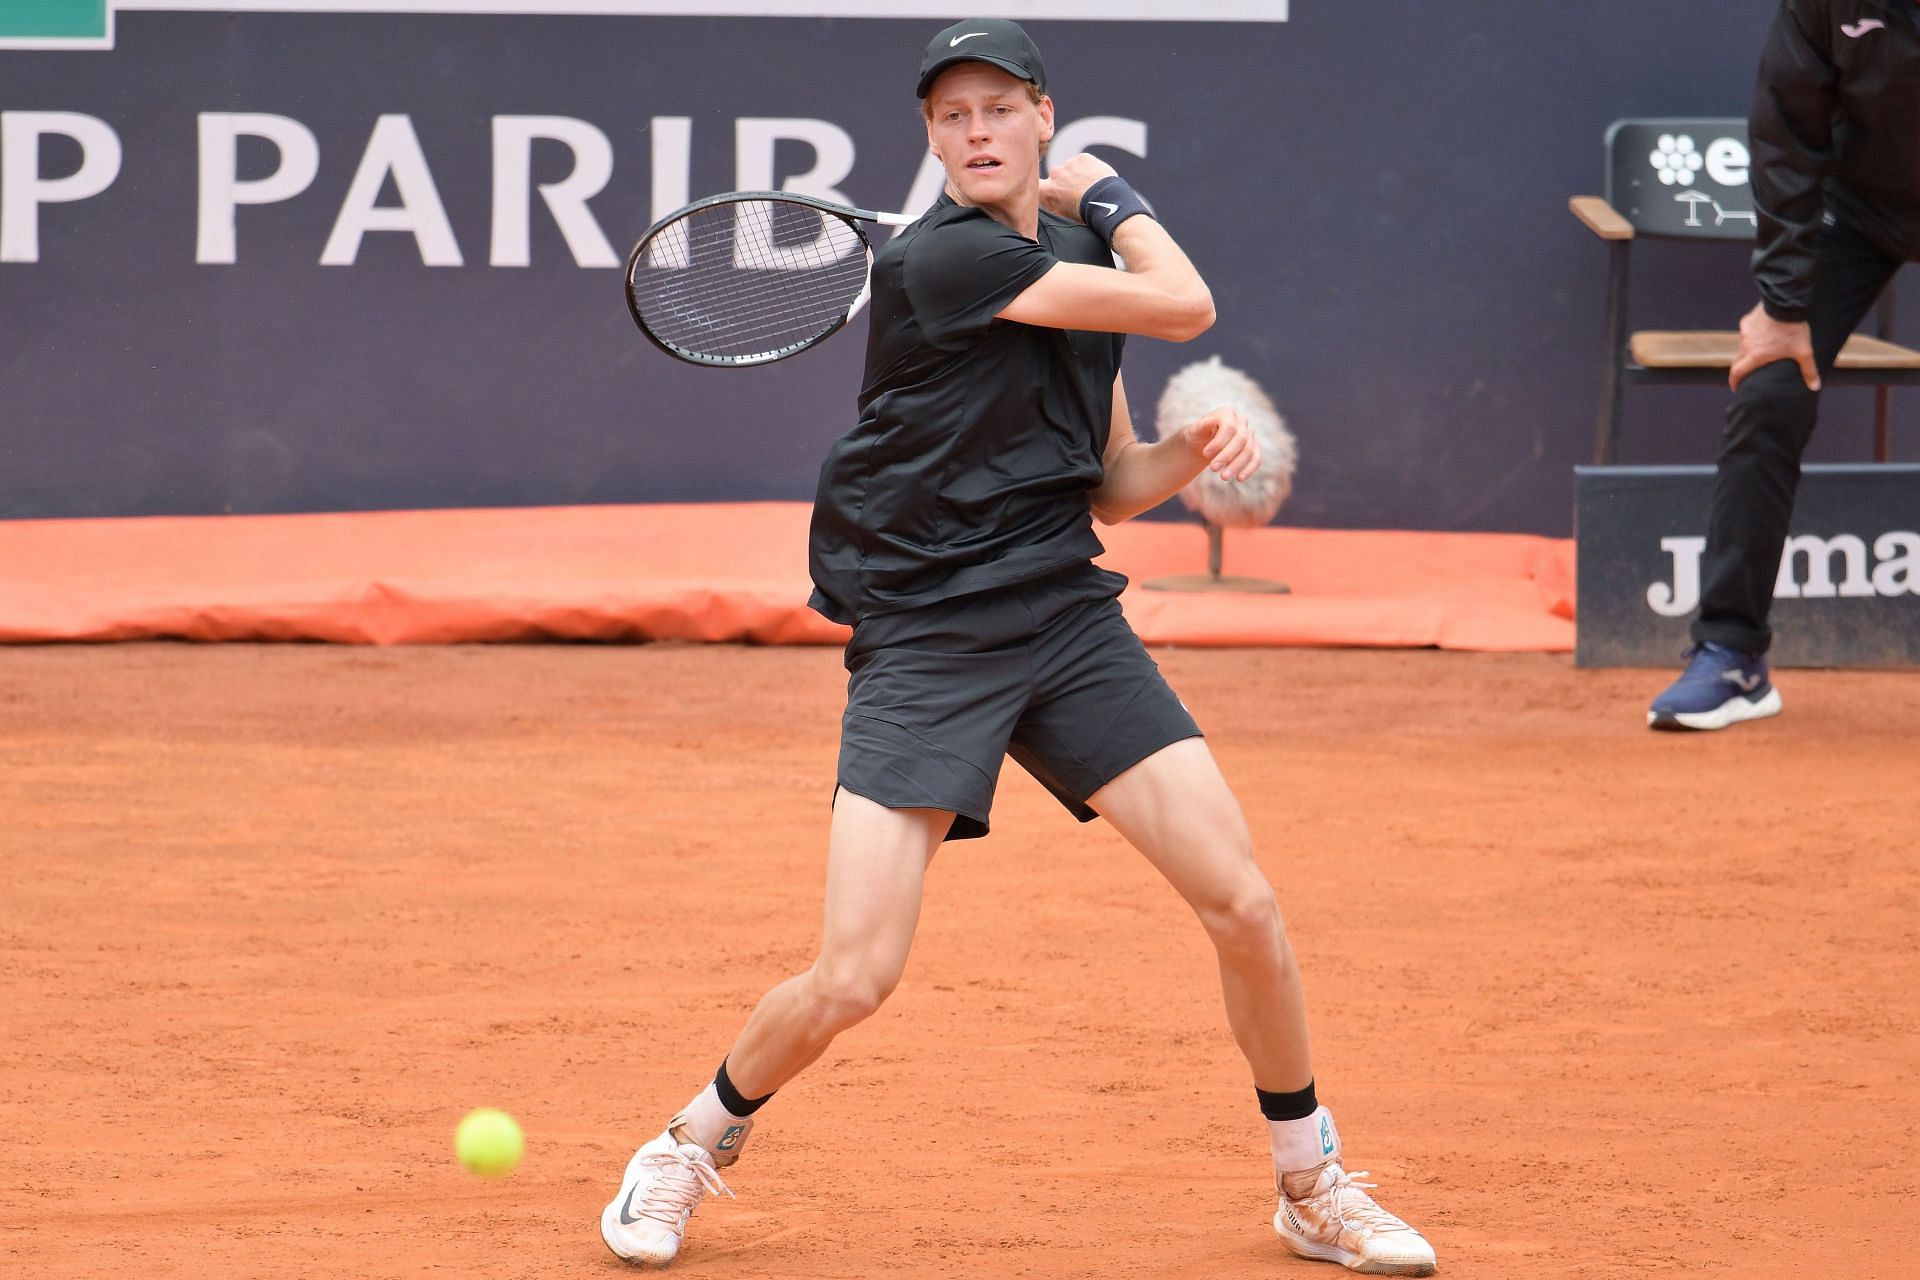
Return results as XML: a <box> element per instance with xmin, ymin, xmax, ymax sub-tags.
<box><xmin>1842</xmin><ymin>18</ymin><xmax>1885</xmax><ymax>36</ymax></box>
<box><xmin>950</xmin><ymin>32</ymin><xmax>990</xmax><ymax>46</ymax></box>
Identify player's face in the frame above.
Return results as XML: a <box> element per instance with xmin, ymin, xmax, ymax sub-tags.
<box><xmin>923</xmin><ymin>64</ymin><xmax>1053</xmax><ymax>209</ymax></box>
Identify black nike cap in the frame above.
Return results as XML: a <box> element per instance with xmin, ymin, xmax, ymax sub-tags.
<box><xmin>916</xmin><ymin>18</ymin><xmax>1046</xmax><ymax>99</ymax></box>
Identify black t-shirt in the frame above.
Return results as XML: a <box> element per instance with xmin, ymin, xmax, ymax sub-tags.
<box><xmin>806</xmin><ymin>194</ymin><xmax>1127</xmax><ymax>624</ymax></box>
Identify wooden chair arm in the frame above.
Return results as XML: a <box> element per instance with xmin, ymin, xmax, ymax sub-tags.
<box><xmin>1570</xmin><ymin>195</ymin><xmax>1633</xmax><ymax>241</ymax></box>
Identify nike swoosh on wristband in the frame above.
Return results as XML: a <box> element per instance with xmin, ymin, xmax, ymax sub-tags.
<box><xmin>1842</xmin><ymin>18</ymin><xmax>1885</xmax><ymax>36</ymax></box>
<box><xmin>1088</xmin><ymin>200</ymin><xmax>1119</xmax><ymax>215</ymax></box>
<box><xmin>950</xmin><ymin>32</ymin><xmax>990</xmax><ymax>46</ymax></box>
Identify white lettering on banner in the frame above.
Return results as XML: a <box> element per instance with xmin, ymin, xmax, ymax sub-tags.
<box><xmin>1775</xmin><ymin>534</ymin><xmax>1874</xmax><ymax>599</ymax></box>
<box><xmin>1870</xmin><ymin>531</ymin><xmax>1920</xmax><ymax>596</ymax></box>
<box><xmin>1648</xmin><ymin>531</ymin><xmax>1919</xmax><ymax>617</ymax></box>
<box><xmin>0</xmin><ymin>112</ymin><xmax>122</xmax><ymax>263</ymax></box>
<box><xmin>197</xmin><ymin>113</ymin><xmax>320</xmax><ymax>264</ymax></box>
<box><xmin>1049</xmin><ymin>116</ymin><xmax>1148</xmax><ymax>169</ymax></box>
<box><xmin>0</xmin><ymin>110</ymin><xmax>1153</xmax><ymax>267</ymax></box>
<box><xmin>1647</xmin><ymin>536</ymin><xmax>1706</xmax><ymax>617</ymax></box>
<box><xmin>733</xmin><ymin>118</ymin><xmax>857</xmax><ymax>270</ymax></box>
<box><xmin>490</xmin><ymin>116</ymin><xmax>618</xmax><ymax>268</ymax></box>
<box><xmin>320</xmin><ymin>114</ymin><xmax>462</xmax><ymax>267</ymax></box>
<box><xmin>645</xmin><ymin>116</ymin><xmax>693</xmax><ymax>268</ymax></box>
<box><xmin>1704</xmin><ymin>137</ymin><xmax>1749</xmax><ymax>188</ymax></box>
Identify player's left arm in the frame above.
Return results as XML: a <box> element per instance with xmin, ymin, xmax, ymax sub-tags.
<box><xmin>1088</xmin><ymin>373</ymin><xmax>1257</xmax><ymax>526</ymax></box>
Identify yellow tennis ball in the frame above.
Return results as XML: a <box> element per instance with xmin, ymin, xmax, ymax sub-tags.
<box><xmin>455</xmin><ymin>1108</ymin><xmax>524</xmax><ymax>1178</ymax></box>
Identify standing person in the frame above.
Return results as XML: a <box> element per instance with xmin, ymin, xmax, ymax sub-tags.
<box><xmin>600</xmin><ymin>19</ymin><xmax>1436</xmax><ymax>1276</ymax></box>
<box><xmin>1650</xmin><ymin>0</ymin><xmax>1920</xmax><ymax>730</ymax></box>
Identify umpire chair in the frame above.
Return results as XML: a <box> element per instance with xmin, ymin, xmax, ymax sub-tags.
<box><xmin>1570</xmin><ymin>117</ymin><xmax>1920</xmax><ymax>465</ymax></box>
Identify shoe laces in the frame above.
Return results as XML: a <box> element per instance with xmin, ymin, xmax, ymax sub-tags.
<box><xmin>1316</xmin><ymin>1168</ymin><xmax>1411</xmax><ymax>1239</ymax></box>
<box><xmin>631</xmin><ymin>1147</ymin><xmax>735</xmax><ymax>1228</ymax></box>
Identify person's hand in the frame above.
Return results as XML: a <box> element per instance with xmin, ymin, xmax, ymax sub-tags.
<box><xmin>1178</xmin><ymin>407</ymin><xmax>1259</xmax><ymax>482</ymax></box>
<box><xmin>1038</xmin><ymin>153</ymin><xmax>1118</xmax><ymax>223</ymax></box>
<box><xmin>1730</xmin><ymin>302</ymin><xmax>1820</xmax><ymax>393</ymax></box>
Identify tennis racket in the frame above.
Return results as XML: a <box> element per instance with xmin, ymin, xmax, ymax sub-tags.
<box><xmin>625</xmin><ymin>191</ymin><xmax>915</xmax><ymax>368</ymax></box>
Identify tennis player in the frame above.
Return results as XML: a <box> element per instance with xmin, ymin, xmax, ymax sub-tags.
<box><xmin>601</xmin><ymin>19</ymin><xmax>1436</xmax><ymax>1276</ymax></box>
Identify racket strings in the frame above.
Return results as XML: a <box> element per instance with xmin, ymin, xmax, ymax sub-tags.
<box><xmin>647</xmin><ymin>240</ymin><xmax>854</xmax><ymax>351</ymax></box>
<box><xmin>631</xmin><ymin>200</ymin><xmax>871</xmax><ymax>363</ymax></box>
<box><xmin>686</xmin><ymin>212</ymin><xmax>864</xmax><ymax>347</ymax></box>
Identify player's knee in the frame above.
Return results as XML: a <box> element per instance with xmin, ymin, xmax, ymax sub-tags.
<box><xmin>806</xmin><ymin>963</ymin><xmax>897</xmax><ymax>1032</ymax></box>
<box><xmin>1199</xmin><ymin>883</ymin><xmax>1286</xmax><ymax>962</ymax></box>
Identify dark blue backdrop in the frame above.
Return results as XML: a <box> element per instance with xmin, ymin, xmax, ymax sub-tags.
<box><xmin>2</xmin><ymin>3</ymin><xmax>1912</xmax><ymax>531</ymax></box>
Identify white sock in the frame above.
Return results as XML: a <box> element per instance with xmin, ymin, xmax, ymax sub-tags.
<box><xmin>1270</xmin><ymin>1104</ymin><xmax>1340</xmax><ymax>1181</ymax></box>
<box><xmin>668</xmin><ymin>1081</ymin><xmax>755</xmax><ymax>1167</ymax></box>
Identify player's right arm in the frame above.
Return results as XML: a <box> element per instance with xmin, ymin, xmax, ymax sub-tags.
<box><xmin>996</xmin><ymin>155</ymin><xmax>1215</xmax><ymax>342</ymax></box>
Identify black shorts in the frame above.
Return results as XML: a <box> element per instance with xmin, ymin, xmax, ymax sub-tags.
<box><xmin>837</xmin><ymin>565</ymin><xmax>1202</xmax><ymax>841</ymax></box>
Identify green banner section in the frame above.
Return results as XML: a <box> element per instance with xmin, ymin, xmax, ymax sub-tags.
<box><xmin>3</xmin><ymin>0</ymin><xmax>107</xmax><ymax>39</ymax></box>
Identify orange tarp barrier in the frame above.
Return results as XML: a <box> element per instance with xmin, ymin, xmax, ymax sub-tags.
<box><xmin>0</xmin><ymin>503</ymin><xmax>1574</xmax><ymax>650</ymax></box>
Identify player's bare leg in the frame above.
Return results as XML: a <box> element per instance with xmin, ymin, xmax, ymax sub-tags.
<box><xmin>704</xmin><ymin>791</ymin><xmax>952</xmax><ymax>1098</ymax></box>
<box><xmin>1091</xmin><ymin>739</ymin><xmax>1436</xmax><ymax>1275</ymax></box>
<box><xmin>1090</xmin><ymin>738</ymin><xmax>1309</xmax><ymax>1087</ymax></box>
<box><xmin>601</xmin><ymin>790</ymin><xmax>951</xmax><ymax>1267</ymax></box>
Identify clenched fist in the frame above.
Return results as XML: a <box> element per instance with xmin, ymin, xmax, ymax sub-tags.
<box><xmin>1039</xmin><ymin>153</ymin><xmax>1119</xmax><ymax>224</ymax></box>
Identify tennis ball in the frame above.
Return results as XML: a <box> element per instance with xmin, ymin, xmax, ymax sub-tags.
<box><xmin>455</xmin><ymin>1107</ymin><xmax>524</xmax><ymax>1178</ymax></box>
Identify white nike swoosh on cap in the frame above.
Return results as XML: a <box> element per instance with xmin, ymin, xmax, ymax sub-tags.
<box><xmin>1842</xmin><ymin>18</ymin><xmax>1885</xmax><ymax>35</ymax></box>
<box><xmin>950</xmin><ymin>32</ymin><xmax>990</xmax><ymax>46</ymax></box>
<box><xmin>1088</xmin><ymin>201</ymin><xmax>1119</xmax><ymax>215</ymax></box>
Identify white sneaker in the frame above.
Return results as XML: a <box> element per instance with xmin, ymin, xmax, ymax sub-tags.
<box><xmin>1275</xmin><ymin>1162</ymin><xmax>1437</xmax><ymax>1276</ymax></box>
<box><xmin>599</xmin><ymin>1132</ymin><xmax>734</xmax><ymax>1267</ymax></box>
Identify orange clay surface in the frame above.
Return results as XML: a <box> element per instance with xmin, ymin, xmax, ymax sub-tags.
<box><xmin>2</xmin><ymin>645</ymin><xmax>1915</xmax><ymax>1280</ymax></box>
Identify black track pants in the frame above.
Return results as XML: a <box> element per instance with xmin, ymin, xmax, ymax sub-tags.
<box><xmin>1693</xmin><ymin>216</ymin><xmax>1905</xmax><ymax>654</ymax></box>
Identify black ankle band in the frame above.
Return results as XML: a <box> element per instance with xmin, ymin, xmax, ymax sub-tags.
<box><xmin>715</xmin><ymin>1059</ymin><xmax>774</xmax><ymax>1117</ymax></box>
<box><xmin>1257</xmin><ymin>1079</ymin><xmax>1318</xmax><ymax>1122</ymax></box>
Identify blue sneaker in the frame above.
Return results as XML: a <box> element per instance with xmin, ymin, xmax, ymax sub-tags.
<box><xmin>1647</xmin><ymin>642</ymin><xmax>1783</xmax><ymax>731</ymax></box>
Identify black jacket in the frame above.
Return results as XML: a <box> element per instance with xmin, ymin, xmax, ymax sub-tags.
<box><xmin>1750</xmin><ymin>0</ymin><xmax>1920</xmax><ymax>320</ymax></box>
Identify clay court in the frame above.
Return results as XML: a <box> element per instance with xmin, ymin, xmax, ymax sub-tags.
<box><xmin>3</xmin><ymin>643</ymin><xmax>1914</xmax><ymax>1278</ymax></box>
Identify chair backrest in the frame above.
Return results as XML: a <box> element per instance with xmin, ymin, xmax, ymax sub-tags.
<box><xmin>1604</xmin><ymin>118</ymin><xmax>1755</xmax><ymax>240</ymax></box>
